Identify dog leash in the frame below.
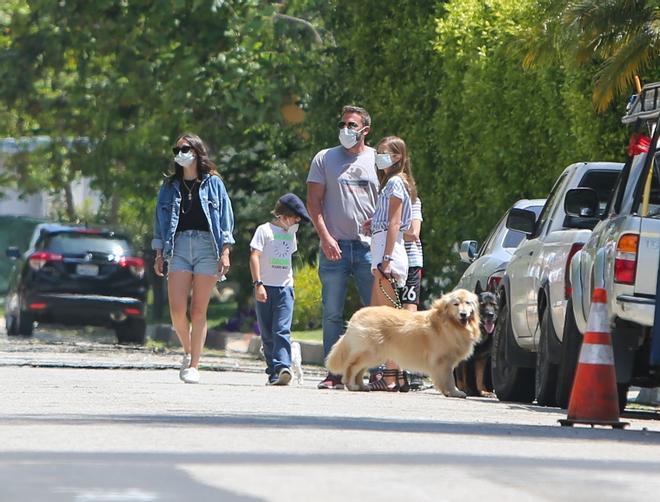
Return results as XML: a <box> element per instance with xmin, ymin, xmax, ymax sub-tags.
<box><xmin>377</xmin><ymin>263</ymin><xmax>403</xmax><ymax>309</ymax></box>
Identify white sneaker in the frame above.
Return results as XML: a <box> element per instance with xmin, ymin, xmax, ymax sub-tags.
<box><xmin>181</xmin><ymin>367</ymin><xmax>200</xmax><ymax>384</ymax></box>
<box><xmin>273</xmin><ymin>367</ymin><xmax>292</xmax><ymax>386</ymax></box>
<box><xmin>179</xmin><ymin>353</ymin><xmax>191</xmax><ymax>381</ymax></box>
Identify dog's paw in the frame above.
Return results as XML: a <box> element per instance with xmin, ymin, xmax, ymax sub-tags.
<box><xmin>346</xmin><ymin>383</ymin><xmax>361</xmax><ymax>392</ymax></box>
<box><xmin>445</xmin><ymin>389</ymin><xmax>467</xmax><ymax>398</ymax></box>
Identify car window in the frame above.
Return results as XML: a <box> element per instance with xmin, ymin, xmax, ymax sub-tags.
<box><xmin>41</xmin><ymin>233</ymin><xmax>133</xmax><ymax>256</ymax></box>
<box><xmin>534</xmin><ymin>172</ymin><xmax>569</xmax><ymax>237</ymax></box>
<box><xmin>578</xmin><ymin>170</ymin><xmax>621</xmax><ymax>216</ymax></box>
<box><xmin>479</xmin><ymin>213</ymin><xmax>507</xmax><ymax>257</ymax></box>
<box><xmin>502</xmin><ymin>204</ymin><xmax>544</xmax><ymax>248</ymax></box>
<box><xmin>636</xmin><ymin>162</ymin><xmax>660</xmax><ymax>217</ymax></box>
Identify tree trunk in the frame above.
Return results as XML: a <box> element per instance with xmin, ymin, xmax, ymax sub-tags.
<box><xmin>109</xmin><ymin>191</ymin><xmax>120</xmax><ymax>226</ymax></box>
<box><xmin>64</xmin><ymin>183</ymin><xmax>76</xmax><ymax>222</ymax></box>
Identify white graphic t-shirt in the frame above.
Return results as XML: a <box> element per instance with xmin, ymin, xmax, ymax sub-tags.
<box><xmin>249</xmin><ymin>222</ymin><xmax>298</xmax><ymax>287</ymax></box>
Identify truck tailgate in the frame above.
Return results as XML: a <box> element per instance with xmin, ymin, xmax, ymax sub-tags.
<box><xmin>636</xmin><ymin>218</ymin><xmax>660</xmax><ymax>295</ymax></box>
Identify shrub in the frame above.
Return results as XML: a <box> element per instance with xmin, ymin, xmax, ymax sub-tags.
<box><xmin>293</xmin><ymin>262</ymin><xmax>322</xmax><ymax>331</ymax></box>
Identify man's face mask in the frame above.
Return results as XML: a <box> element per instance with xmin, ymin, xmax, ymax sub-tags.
<box><xmin>338</xmin><ymin>120</ymin><xmax>367</xmax><ymax>149</ymax></box>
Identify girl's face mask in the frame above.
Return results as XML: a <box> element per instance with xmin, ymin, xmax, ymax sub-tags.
<box><xmin>375</xmin><ymin>152</ymin><xmax>398</xmax><ymax>170</ymax></box>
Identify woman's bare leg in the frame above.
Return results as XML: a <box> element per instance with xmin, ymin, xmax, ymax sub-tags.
<box><xmin>168</xmin><ymin>271</ymin><xmax>193</xmax><ymax>354</ymax></box>
<box><xmin>189</xmin><ymin>274</ymin><xmax>218</xmax><ymax>368</ymax></box>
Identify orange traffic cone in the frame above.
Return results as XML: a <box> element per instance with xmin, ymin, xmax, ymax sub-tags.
<box><xmin>559</xmin><ymin>288</ymin><xmax>628</xmax><ymax>429</ymax></box>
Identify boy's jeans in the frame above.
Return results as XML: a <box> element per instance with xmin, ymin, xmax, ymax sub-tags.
<box><xmin>319</xmin><ymin>239</ymin><xmax>373</xmax><ymax>358</ymax></box>
<box><xmin>256</xmin><ymin>286</ymin><xmax>294</xmax><ymax>379</ymax></box>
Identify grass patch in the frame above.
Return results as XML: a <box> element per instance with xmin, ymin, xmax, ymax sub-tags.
<box><xmin>292</xmin><ymin>328</ymin><xmax>322</xmax><ymax>343</ymax></box>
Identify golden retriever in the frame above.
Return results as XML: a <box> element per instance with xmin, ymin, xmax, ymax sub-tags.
<box><xmin>325</xmin><ymin>289</ymin><xmax>481</xmax><ymax>397</ymax></box>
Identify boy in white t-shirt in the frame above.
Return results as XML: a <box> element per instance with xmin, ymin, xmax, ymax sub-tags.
<box><xmin>249</xmin><ymin>193</ymin><xmax>311</xmax><ymax>385</ymax></box>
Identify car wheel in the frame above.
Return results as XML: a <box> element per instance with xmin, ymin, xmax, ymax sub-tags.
<box><xmin>491</xmin><ymin>300</ymin><xmax>535</xmax><ymax>402</ymax></box>
<box><xmin>535</xmin><ymin>307</ymin><xmax>558</xmax><ymax>406</ymax></box>
<box><xmin>556</xmin><ymin>298</ymin><xmax>581</xmax><ymax>408</ymax></box>
<box><xmin>617</xmin><ymin>383</ymin><xmax>629</xmax><ymax>414</ymax></box>
<box><xmin>116</xmin><ymin>318</ymin><xmax>146</xmax><ymax>345</ymax></box>
<box><xmin>6</xmin><ymin>314</ymin><xmax>19</xmax><ymax>336</ymax></box>
<box><xmin>17</xmin><ymin>310</ymin><xmax>34</xmax><ymax>336</ymax></box>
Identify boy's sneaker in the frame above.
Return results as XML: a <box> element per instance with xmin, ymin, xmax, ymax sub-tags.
<box><xmin>272</xmin><ymin>367</ymin><xmax>292</xmax><ymax>386</ymax></box>
<box><xmin>317</xmin><ymin>372</ymin><xmax>344</xmax><ymax>390</ymax></box>
<box><xmin>179</xmin><ymin>353</ymin><xmax>192</xmax><ymax>381</ymax></box>
<box><xmin>181</xmin><ymin>367</ymin><xmax>200</xmax><ymax>384</ymax></box>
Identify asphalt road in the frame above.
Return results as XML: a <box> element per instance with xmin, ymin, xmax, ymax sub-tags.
<box><xmin>2</xmin><ymin>327</ymin><xmax>660</xmax><ymax>502</ymax></box>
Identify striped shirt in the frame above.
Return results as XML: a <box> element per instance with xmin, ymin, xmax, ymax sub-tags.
<box><xmin>371</xmin><ymin>175</ymin><xmax>412</xmax><ymax>235</ymax></box>
<box><xmin>405</xmin><ymin>198</ymin><xmax>423</xmax><ymax>267</ymax></box>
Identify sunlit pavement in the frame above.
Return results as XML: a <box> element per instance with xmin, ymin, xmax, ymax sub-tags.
<box><xmin>1</xmin><ymin>327</ymin><xmax>660</xmax><ymax>501</ymax></box>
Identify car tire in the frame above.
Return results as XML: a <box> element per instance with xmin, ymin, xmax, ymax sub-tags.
<box><xmin>617</xmin><ymin>383</ymin><xmax>629</xmax><ymax>414</ymax></box>
<box><xmin>556</xmin><ymin>298</ymin><xmax>581</xmax><ymax>409</ymax></box>
<box><xmin>535</xmin><ymin>307</ymin><xmax>558</xmax><ymax>406</ymax></box>
<box><xmin>17</xmin><ymin>310</ymin><xmax>34</xmax><ymax>336</ymax></box>
<box><xmin>6</xmin><ymin>314</ymin><xmax>19</xmax><ymax>336</ymax></box>
<box><xmin>116</xmin><ymin>318</ymin><xmax>146</xmax><ymax>345</ymax></box>
<box><xmin>491</xmin><ymin>300</ymin><xmax>535</xmax><ymax>403</ymax></box>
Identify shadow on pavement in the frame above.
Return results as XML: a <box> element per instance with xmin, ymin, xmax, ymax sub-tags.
<box><xmin>2</xmin><ymin>412</ymin><xmax>659</xmax><ymax>443</ymax></box>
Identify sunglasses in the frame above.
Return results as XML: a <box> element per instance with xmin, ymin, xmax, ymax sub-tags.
<box><xmin>172</xmin><ymin>145</ymin><xmax>193</xmax><ymax>155</ymax></box>
<box><xmin>337</xmin><ymin>121</ymin><xmax>362</xmax><ymax>130</ymax></box>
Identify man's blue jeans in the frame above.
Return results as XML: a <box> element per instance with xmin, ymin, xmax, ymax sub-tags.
<box><xmin>319</xmin><ymin>239</ymin><xmax>373</xmax><ymax>357</ymax></box>
<box><xmin>255</xmin><ymin>286</ymin><xmax>293</xmax><ymax>380</ymax></box>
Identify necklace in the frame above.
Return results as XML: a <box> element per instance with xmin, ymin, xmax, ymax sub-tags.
<box><xmin>180</xmin><ymin>179</ymin><xmax>198</xmax><ymax>215</ymax></box>
<box><xmin>182</xmin><ymin>179</ymin><xmax>198</xmax><ymax>201</ymax></box>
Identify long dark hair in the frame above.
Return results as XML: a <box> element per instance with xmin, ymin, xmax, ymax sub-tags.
<box><xmin>167</xmin><ymin>132</ymin><xmax>220</xmax><ymax>183</ymax></box>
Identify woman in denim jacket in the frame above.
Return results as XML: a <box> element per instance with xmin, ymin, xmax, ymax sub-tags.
<box><xmin>152</xmin><ymin>133</ymin><xmax>235</xmax><ymax>384</ymax></box>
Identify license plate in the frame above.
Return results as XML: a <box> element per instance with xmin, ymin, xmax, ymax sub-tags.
<box><xmin>76</xmin><ymin>264</ymin><xmax>99</xmax><ymax>276</ymax></box>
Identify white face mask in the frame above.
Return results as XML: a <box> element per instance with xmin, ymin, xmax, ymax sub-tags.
<box><xmin>287</xmin><ymin>223</ymin><xmax>299</xmax><ymax>234</ymax></box>
<box><xmin>338</xmin><ymin>127</ymin><xmax>365</xmax><ymax>149</ymax></box>
<box><xmin>375</xmin><ymin>153</ymin><xmax>396</xmax><ymax>170</ymax></box>
<box><xmin>174</xmin><ymin>150</ymin><xmax>195</xmax><ymax>167</ymax></box>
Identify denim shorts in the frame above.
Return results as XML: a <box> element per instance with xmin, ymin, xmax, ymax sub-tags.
<box><xmin>168</xmin><ymin>230</ymin><xmax>219</xmax><ymax>277</ymax></box>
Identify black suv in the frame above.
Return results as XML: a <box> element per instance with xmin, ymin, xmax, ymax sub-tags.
<box><xmin>4</xmin><ymin>223</ymin><xmax>147</xmax><ymax>344</ymax></box>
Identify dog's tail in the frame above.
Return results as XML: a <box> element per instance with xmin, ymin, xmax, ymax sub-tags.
<box><xmin>325</xmin><ymin>336</ymin><xmax>350</xmax><ymax>374</ymax></box>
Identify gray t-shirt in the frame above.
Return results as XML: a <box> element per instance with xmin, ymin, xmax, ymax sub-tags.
<box><xmin>307</xmin><ymin>145</ymin><xmax>378</xmax><ymax>242</ymax></box>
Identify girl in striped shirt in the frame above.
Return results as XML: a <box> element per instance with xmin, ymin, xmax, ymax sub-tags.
<box><xmin>367</xmin><ymin>136</ymin><xmax>417</xmax><ymax>391</ymax></box>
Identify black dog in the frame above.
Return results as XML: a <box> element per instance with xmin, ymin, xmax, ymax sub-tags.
<box><xmin>455</xmin><ymin>291</ymin><xmax>499</xmax><ymax>397</ymax></box>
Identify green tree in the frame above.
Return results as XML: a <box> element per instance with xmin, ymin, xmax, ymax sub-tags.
<box><xmin>524</xmin><ymin>0</ymin><xmax>660</xmax><ymax>111</ymax></box>
<box><xmin>0</xmin><ymin>0</ymin><xmax>327</xmax><ymax>305</ymax></box>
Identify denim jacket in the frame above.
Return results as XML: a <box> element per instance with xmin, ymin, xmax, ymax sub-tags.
<box><xmin>152</xmin><ymin>173</ymin><xmax>235</xmax><ymax>260</ymax></box>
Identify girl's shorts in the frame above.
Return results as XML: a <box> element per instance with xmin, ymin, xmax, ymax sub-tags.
<box><xmin>370</xmin><ymin>230</ymin><xmax>408</xmax><ymax>288</ymax></box>
<box><xmin>168</xmin><ymin>230</ymin><xmax>219</xmax><ymax>277</ymax></box>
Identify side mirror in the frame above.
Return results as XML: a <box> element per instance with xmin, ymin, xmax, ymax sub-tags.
<box><xmin>459</xmin><ymin>240</ymin><xmax>478</xmax><ymax>263</ymax></box>
<box><xmin>564</xmin><ymin>188</ymin><xmax>599</xmax><ymax>217</ymax></box>
<box><xmin>6</xmin><ymin>246</ymin><xmax>20</xmax><ymax>259</ymax></box>
<box><xmin>506</xmin><ymin>208</ymin><xmax>536</xmax><ymax>235</ymax></box>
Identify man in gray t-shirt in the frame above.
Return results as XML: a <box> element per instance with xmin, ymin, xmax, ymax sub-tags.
<box><xmin>306</xmin><ymin>105</ymin><xmax>379</xmax><ymax>390</ymax></box>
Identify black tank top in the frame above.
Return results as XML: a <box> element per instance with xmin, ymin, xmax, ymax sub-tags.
<box><xmin>176</xmin><ymin>179</ymin><xmax>209</xmax><ymax>232</ymax></box>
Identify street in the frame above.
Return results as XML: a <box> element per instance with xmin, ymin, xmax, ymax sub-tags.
<box><xmin>2</xmin><ymin>328</ymin><xmax>660</xmax><ymax>502</ymax></box>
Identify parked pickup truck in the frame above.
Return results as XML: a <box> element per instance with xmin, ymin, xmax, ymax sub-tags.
<box><xmin>562</xmin><ymin>82</ymin><xmax>660</xmax><ymax>410</ymax></box>
<box><xmin>493</xmin><ymin>161</ymin><xmax>623</xmax><ymax>406</ymax></box>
